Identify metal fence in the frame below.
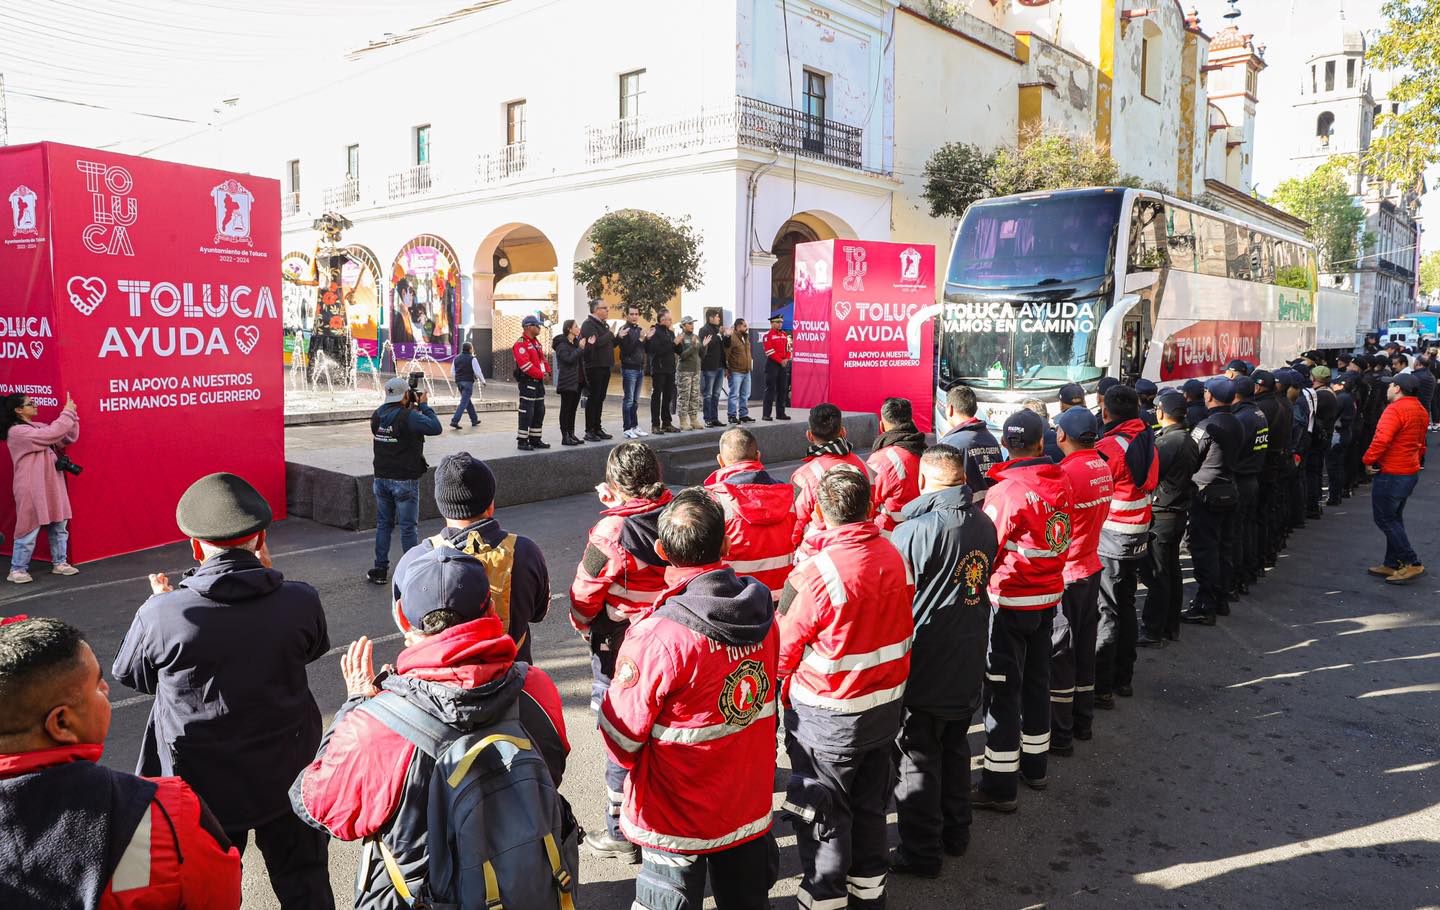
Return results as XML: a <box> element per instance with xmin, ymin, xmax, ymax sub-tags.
<box><xmin>322</xmin><ymin>179</ymin><xmax>360</xmax><ymax>209</ymax></box>
<box><xmin>386</xmin><ymin>165</ymin><xmax>433</xmax><ymax>200</ymax></box>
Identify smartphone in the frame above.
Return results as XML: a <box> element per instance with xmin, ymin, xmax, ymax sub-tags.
<box><xmin>595</xmin><ymin>482</ymin><xmax>613</xmax><ymax>501</ymax></box>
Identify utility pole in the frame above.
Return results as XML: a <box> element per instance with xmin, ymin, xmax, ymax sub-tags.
<box><xmin>0</xmin><ymin>73</ymin><xmax>9</xmax><ymax>146</ymax></box>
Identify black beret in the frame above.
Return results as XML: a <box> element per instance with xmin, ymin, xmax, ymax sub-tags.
<box><xmin>176</xmin><ymin>472</ymin><xmax>273</xmax><ymax>542</ymax></box>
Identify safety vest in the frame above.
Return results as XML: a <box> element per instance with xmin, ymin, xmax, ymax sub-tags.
<box><xmin>428</xmin><ymin>530</ymin><xmax>518</xmax><ymax>627</ymax></box>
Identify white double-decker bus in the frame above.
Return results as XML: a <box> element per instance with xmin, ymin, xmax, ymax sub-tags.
<box><xmin>922</xmin><ymin>187</ymin><xmax>1320</xmax><ymax>426</ymax></box>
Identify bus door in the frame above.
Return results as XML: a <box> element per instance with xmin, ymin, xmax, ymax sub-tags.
<box><xmin>1124</xmin><ymin>199</ymin><xmax>1168</xmax><ymax>381</ymax></box>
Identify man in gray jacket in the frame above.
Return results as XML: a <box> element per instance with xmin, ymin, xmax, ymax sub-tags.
<box><xmin>887</xmin><ymin>445</ymin><xmax>998</xmax><ymax>877</ymax></box>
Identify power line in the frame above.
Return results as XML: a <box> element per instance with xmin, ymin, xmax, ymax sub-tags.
<box><xmin>6</xmin><ymin>89</ymin><xmax>206</xmax><ymax>124</ymax></box>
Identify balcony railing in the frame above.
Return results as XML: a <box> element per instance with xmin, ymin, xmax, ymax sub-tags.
<box><xmin>387</xmin><ymin>164</ymin><xmax>433</xmax><ymax>200</ymax></box>
<box><xmin>585</xmin><ymin>96</ymin><xmax>868</xmax><ymax>172</ymax></box>
<box><xmin>478</xmin><ymin>142</ymin><xmax>530</xmax><ymax>183</ymax></box>
<box><xmin>282</xmin><ymin>191</ymin><xmax>301</xmax><ymax>217</ymax></box>
<box><xmin>323</xmin><ymin>178</ymin><xmax>360</xmax><ymax>209</ymax></box>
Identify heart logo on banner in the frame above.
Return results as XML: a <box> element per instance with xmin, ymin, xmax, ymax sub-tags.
<box><xmin>29</xmin><ymin>341</ymin><xmax>44</xmax><ymax>359</ymax></box>
<box><xmin>67</xmin><ymin>276</ymin><xmax>107</xmax><ymax>316</ymax></box>
<box><xmin>234</xmin><ymin>325</ymin><xmax>260</xmax><ymax>354</ymax></box>
<box><xmin>833</xmin><ymin>298</ymin><xmax>853</xmax><ymax>322</ymax></box>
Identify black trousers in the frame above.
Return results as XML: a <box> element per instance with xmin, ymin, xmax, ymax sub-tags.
<box><xmin>980</xmin><ymin>605</ymin><xmax>1054</xmax><ymax>800</ymax></box>
<box><xmin>1326</xmin><ymin>433</ymin><xmax>1350</xmax><ymax>502</ymax></box>
<box><xmin>1140</xmin><ymin>511</ymin><xmax>1186</xmax><ymax>639</ymax></box>
<box><xmin>1257</xmin><ymin>469</ymin><xmax>1281</xmax><ymax>564</ymax></box>
<box><xmin>786</xmin><ymin>725</ymin><xmax>892</xmax><ymax>910</ymax></box>
<box><xmin>517</xmin><ymin>377</ymin><xmax>546</xmax><ymax>439</ymax></box>
<box><xmin>1290</xmin><ymin>452</ymin><xmax>1309</xmax><ymax>526</ymax></box>
<box><xmin>634</xmin><ymin>834</ymin><xmax>779</xmax><ymax>910</ymax></box>
<box><xmin>1051</xmin><ymin>571</ymin><xmax>1100</xmax><ymax>747</ymax></box>
<box><xmin>584</xmin><ymin>366</ymin><xmax>611</xmax><ymax>433</ymax></box>
<box><xmin>650</xmin><ymin>372</ymin><xmax>676</xmax><ymax>428</ymax></box>
<box><xmin>225</xmin><ymin>811</ymin><xmax>333</xmax><ymax>910</ymax></box>
<box><xmin>893</xmin><ymin>704</ymin><xmax>976</xmax><ymax>866</ymax></box>
<box><xmin>1188</xmin><ymin>498</ymin><xmax>1232</xmax><ymax>615</ymax></box>
<box><xmin>1096</xmin><ymin>556</ymin><xmax>1141</xmax><ymax>695</ymax></box>
<box><xmin>1305</xmin><ymin>445</ymin><xmax>1327</xmax><ymax>511</ymax></box>
<box><xmin>763</xmin><ymin>359</ymin><xmax>789</xmax><ymax>418</ymax></box>
<box><xmin>1235</xmin><ymin>473</ymin><xmax>1260</xmax><ymax>585</ymax></box>
<box><xmin>559</xmin><ymin>389</ymin><xmax>581</xmax><ymax>438</ymax></box>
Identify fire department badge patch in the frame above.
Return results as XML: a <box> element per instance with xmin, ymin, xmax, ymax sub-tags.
<box><xmin>953</xmin><ymin>550</ymin><xmax>990</xmax><ymax>606</ymax></box>
<box><xmin>1044</xmin><ymin>511</ymin><xmax>1073</xmax><ymax>552</ymax></box>
<box><xmin>616</xmin><ymin>657</ymin><xmax>640</xmax><ymax>689</ymax></box>
<box><xmin>719</xmin><ymin>659</ymin><xmax>771</xmax><ymax>726</ymax></box>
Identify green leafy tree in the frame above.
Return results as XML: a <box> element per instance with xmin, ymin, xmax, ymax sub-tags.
<box><xmin>573</xmin><ymin>210</ymin><xmax>705</xmax><ymax>318</ymax></box>
<box><xmin>1364</xmin><ymin>0</ymin><xmax>1440</xmax><ymax>191</ymax></box>
<box><xmin>922</xmin><ymin>129</ymin><xmax>1138</xmax><ymax>220</ymax></box>
<box><xmin>1268</xmin><ymin>165</ymin><xmax>1369</xmax><ymax>272</ymax></box>
<box><xmin>1421</xmin><ymin>249</ymin><xmax>1440</xmax><ymax>295</ymax></box>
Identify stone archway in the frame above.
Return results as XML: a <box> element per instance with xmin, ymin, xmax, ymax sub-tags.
<box><xmin>472</xmin><ymin>223</ymin><xmax>560</xmax><ymax>376</ymax></box>
<box><xmin>769</xmin><ymin>211</ymin><xmax>854</xmax><ymax>326</ymax></box>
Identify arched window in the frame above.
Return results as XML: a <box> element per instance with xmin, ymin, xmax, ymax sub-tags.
<box><xmin>1317</xmin><ymin>111</ymin><xmax>1335</xmax><ymax>145</ymax></box>
<box><xmin>1141</xmin><ymin>20</ymin><xmax>1163</xmax><ymax>101</ymax></box>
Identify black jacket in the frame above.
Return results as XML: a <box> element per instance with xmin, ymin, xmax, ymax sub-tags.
<box><xmin>1185</xmin><ymin>399</ymin><xmax>1208</xmax><ymax>430</ymax></box>
<box><xmin>1290</xmin><ymin>390</ymin><xmax>1313</xmax><ymax>457</ymax></box>
<box><xmin>1231</xmin><ymin>400</ymin><xmax>1269</xmax><ymax>475</ymax></box>
<box><xmin>698</xmin><ymin>322</ymin><xmax>727</xmax><ymax>370</ymax></box>
<box><xmin>1332</xmin><ymin>389</ymin><xmax>1356</xmax><ymax>444</ymax></box>
<box><xmin>1309</xmin><ymin>387</ymin><xmax>1339</xmax><ymax>454</ymax></box>
<box><xmin>1151</xmin><ymin>422</ymin><xmax>1199</xmax><ymax>512</ymax></box>
<box><xmin>1191</xmin><ymin>406</ymin><xmax>1242</xmax><ymax>489</ymax></box>
<box><xmin>553</xmin><ymin>336</ymin><xmax>584</xmax><ymax>393</ymax></box>
<box><xmin>1253</xmin><ymin>390</ymin><xmax>1290</xmax><ymax>480</ymax></box>
<box><xmin>578</xmin><ymin>314</ymin><xmax>615</xmax><ymax>370</ymax></box>
<box><xmin>889</xmin><ymin>486</ymin><xmax>998</xmax><ymax>717</ymax></box>
<box><xmin>1411</xmin><ymin>367</ymin><xmax>1436</xmax><ymax>413</ymax></box>
<box><xmin>112</xmin><ymin>550</ymin><xmax>330</xmax><ymax>830</ymax></box>
<box><xmin>645</xmin><ymin>326</ymin><xmax>677</xmax><ymax>374</ymax></box>
<box><xmin>938</xmin><ymin>418</ymin><xmax>1004</xmax><ymax>494</ymax></box>
<box><xmin>615</xmin><ymin>322</ymin><xmax>646</xmax><ymax>371</ymax></box>
<box><xmin>372</xmin><ymin>401</ymin><xmax>442</xmax><ymax>480</ymax></box>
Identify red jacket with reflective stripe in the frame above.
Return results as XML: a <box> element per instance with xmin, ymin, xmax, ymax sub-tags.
<box><xmin>512</xmin><ymin>335</ymin><xmax>550</xmax><ymax>381</ymax></box>
<box><xmin>778</xmin><ymin>522</ymin><xmax>915</xmax><ymax>753</ymax></box>
<box><xmin>599</xmin><ymin>566</ymin><xmax>779</xmax><ymax>855</ymax></box>
<box><xmin>569</xmin><ymin>493</ymin><xmax>674</xmax><ymax>631</ymax></box>
<box><xmin>866</xmin><ymin>445</ymin><xmax>922</xmax><ymax>533</ymax></box>
<box><xmin>982</xmin><ymin>456</ymin><xmax>1074</xmax><ymax>611</ymax></box>
<box><xmin>1056</xmin><ymin>448</ymin><xmax>1114</xmax><ymax>583</ymax></box>
<box><xmin>791</xmin><ymin>450</ymin><xmax>873</xmax><ymax>549</ymax></box>
<box><xmin>704</xmin><ymin>462</ymin><xmax>796</xmax><ymax>591</ymax></box>
<box><xmin>1095</xmin><ymin>419</ymin><xmax>1160</xmax><ymax>559</ymax></box>
<box><xmin>763</xmin><ymin>329</ymin><xmax>791</xmax><ymax>364</ymax></box>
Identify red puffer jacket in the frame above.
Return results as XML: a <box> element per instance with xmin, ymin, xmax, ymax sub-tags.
<box><xmin>1056</xmin><ymin>448</ymin><xmax>1114</xmax><ymax>584</ymax></box>
<box><xmin>791</xmin><ymin>449</ymin><xmax>874</xmax><ymax>552</ymax></box>
<box><xmin>569</xmin><ymin>492</ymin><xmax>674</xmax><ymax>633</ymax></box>
<box><xmin>705</xmin><ymin>462</ymin><xmax>796</xmax><ymax>591</ymax></box>
<box><xmin>867</xmin><ymin>445</ymin><xmax>922</xmax><ymax>534</ymax></box>
<box><xmin>600</xmin><ymin>566</ymin><xmax>779</xmax><ymax>855</ymax></box>
<box><xmin>512</xmin><ymin>335</ymin><xmax>550</xmax><ymax>381</ymax></box>
<box><xmin>778</xmin><ymin>522</ymin><xmax>915</xmax><ymax>754</ymax></box>
<box><xmin>1364</xmin><ymin>395</ymin><xmax>1428</xmax><ymax>475</ymax></box>
<box><xmin>982</xmin><ymin>456</ymin><xmax>1074</xmax><ymax>611</ymax></box>
<box><xmin>1095</xmin><ymin>419</ymin><xmax>1160</xmax><ymax>560</ymax></box>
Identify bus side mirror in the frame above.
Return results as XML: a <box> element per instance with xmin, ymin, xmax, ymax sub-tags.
<box><xmin>1124</xmin><ymin>272</ymin><xmax>1158</xmax><ymax>293</ymax></box>
<box><xmin>905</xmin><ymin>303</ymin><xmax>945</xmax><ymax>359</ymax></box>
<box><xmin>1095</xmin><ymin>294</ymin><xmax>1143</xmax><ymax>370</ymax></box>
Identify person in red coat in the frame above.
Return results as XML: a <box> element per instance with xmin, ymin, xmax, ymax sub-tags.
<box><xmin>600</xmin><ymin>489</ymin><xmax>781</xmax><ymax>909</ymax></box>
<box><xmin>513</xmin><ymin>315</ymin><xmax>552</xmax><ymax>451</ymax></box>
<box><xmin>0</xmin><ymin>617</ymin><xmax>241</xmax><ymax>910</ymax></box>
<box><xmin>1363</xmin><ymin>372</ymin><xmax>1429</xmax><ymax>583</ymax></box>
<box><xmin>792</xmin><ymin>403</ymin><xmax>874</xmax><ymax>556</ymax></box>
<box><xmin>761</xmin><ymin>313</ymin><xmax>792</xmax><ymax>421</ymax></box>
<box><xmin>973</xmin><ymin>410</ymin><xmax>1074</xmax><ymax>812</ymax></box>
<box><xmin>867</xmin><ymin>397</ymin><xmax>926</xmax><ymax>535</ymax></box>
<box><xmin>704</xmin><ymin>428</ymin><xmax>796</xmax><ymax>593</ymax></box>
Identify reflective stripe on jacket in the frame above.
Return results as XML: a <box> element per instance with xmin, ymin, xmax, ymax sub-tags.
<box><xmin>982</xmin><ymin>456</ymin><xmax>1074</xmax><ymax>611</ymax></box>
<box><xmin>1056</xmin><ymin>449</ymin><xmax>1113</xmax><ymax>584</ymax></box>
<box><xmin>867</xmin><ymin>446</ymin><xmax>921</xmax><ymax>534</ymax></box>
<box><xmin>705</xmin><ymin>462</ymin><xmax>796</xmax><ymax>591</ymax></box>
<box><xmin>1094</xmin><ymin>419</ymin><xmax>1159</xmax><ymax>560</ymax></box>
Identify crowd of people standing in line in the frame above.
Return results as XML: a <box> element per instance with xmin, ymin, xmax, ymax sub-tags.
<box><xmin>1</xmin><ymin>336</ymin><xmax>1430</xmax><ymax>910</ymax></box>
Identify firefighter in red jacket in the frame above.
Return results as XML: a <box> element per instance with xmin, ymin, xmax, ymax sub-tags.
<box><xmin>600</xmin><ymin>490</ymin><xmax>781</xmax><ymax>910</ymax></box>
<box><xmin>972</xmin><ymin>410</ymin><xmax>1074</xmax><ymax>812</ymax></box>
<box><xmin>1093</xmin><ymin>384</ymin><xmax>1160</xmax><ymax>706</ymax></box>
<box><xmin>778</xmin><ymin>469</ymin><xmax>915</xmax><ymax>910</ymax></box>
<box><xmin>569</xmin><ymin>443</ymin><xmax>673</xmax><ymax>863</ymax></box>
<box><xmin>867</xmin><ymin>397</ymin><xmax>926</xmax><ymax>534</ymax></box>
<box><xmin>513</xmin><ymin>315</ymin><xmax>552</xmax><ymax>451</ymax></box>
<box><xmin>1048</xmin><ymin>408</ymin><xmax>1114</xmax><ymax>754</ymax></box>
<box><xmin>0</xmin><ymin>618</ymin><xmax>242</xmax><ymax>910</ymax></box>
<box><xmin>762</xmin><ymin>313</ymin><xmax>792</xmax><ymax>421</ymax></box>
<box><xmin>792</xmin><ymin>403</ymin><xmax>874</xmax><ymax>555</ymax></box>
<box><xmin>704</xmin><ymin>427</ymin><xmax>795</xmax><ymax>593</ymax></box>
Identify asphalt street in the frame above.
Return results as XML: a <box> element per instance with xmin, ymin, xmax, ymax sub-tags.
<box><xmin>3</xmin><ymin>455</ymin><xmax>1438</xmax><ymax>909</ymax></box>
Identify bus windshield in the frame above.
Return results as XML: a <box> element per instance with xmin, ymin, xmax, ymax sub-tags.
<box><xmin>939</xmin><ymin>297</ymin><xmax>1105</xmax><ymax>392</ymax></box>
<box><xmin>948</xmin><ymin>194</ymin><xmax>1124</xmax><ymax>288</ymax></box>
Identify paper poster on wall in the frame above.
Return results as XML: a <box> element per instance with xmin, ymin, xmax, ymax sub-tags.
<box><xmin>390</xmin><ymin>237</ymin><xmax>459</xmax><ymax>363</ymax></box>
<box><xmin>1159</xmin><ymin>320</ymin><xmax>1261</xmax><ymax>381</ymax></box>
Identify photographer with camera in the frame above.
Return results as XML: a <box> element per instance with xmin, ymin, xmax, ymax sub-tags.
<box><xmin>368</xmin><ymin>376</ymin><xmax>442</xmax><ymax>585</ymax></box>
<box><xmin>3</xmin><ymin>393</ymin><xmax>81</xmax><ymax>585</ymax></box>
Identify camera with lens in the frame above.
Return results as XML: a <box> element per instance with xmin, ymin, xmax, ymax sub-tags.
<box><xmin>54</xmin><ymin>454</ymin><xmax>84</xmax><ymax>477</ymax></box>
<box><xmin>407</xmin><ymin>371</ymin><xmax>425</xmax><ymax>391</ymax></box>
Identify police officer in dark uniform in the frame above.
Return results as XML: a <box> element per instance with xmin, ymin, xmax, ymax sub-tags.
<box><xmin>1092</xmin><ymin>377</ymin><xmax>1119</xmax><ymax>423</ymax></box>
<box><xmin>1138</xmin><ymin>392</ymin><xmax>1197</xmax><ymax>644</ymax></box>
<box><xmin>1229</xmin><ymin>376</ymin><xmax>1269</xmax><ymax>596</ymax></box>
<box><xmin>1182</xmin><ymin>379</ymin><xmax>1208</xmax><ymax>429</ymax></box>
<box><xmin>1305</xmin><ymin>366</ymin><xmax>1339</xmax><ymax>518</ymax></box>
<box><xmin>1180</xmin><ymin>378</ymin><xmax>1242</xmax><ymax>626</ymax></box>
<box><xmin>1277</xmin><ymin>367</ymin><xmax>1313</xmax><ymax>533</ymax></box>
<box><xmin>1224</xmin><ymin>358</ymin><xmax>1252</xmax><ymax>381</ymax></box>
<box><xmin>1326</xmin><ymin>373</ymin><xmax>1357</xmax><ymax>506</ymax></box>
<box><xmin>1251</xmin><ymin>369</ymin><xmax>1289</xmax><ymax>568</ymax></box>
<box><xmin>1135</xmin><ymin>378</ymin><xmax>1159</xmax><ymax>429</ymax></box>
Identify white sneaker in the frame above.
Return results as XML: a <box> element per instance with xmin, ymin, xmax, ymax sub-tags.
<box><xmin>623</xmin><ymin>428</ymin><xmax>637</xmax><ymax>438</ymax></box>
<box><xmin>51</xmin><ymin>563</ymin><xmax>79</xmax><ymax>576</ymax></box>
<box><xmin>635</xmin><ymin>427</ymin><xmax>650</xmax><ymax>437</ymax></box>
<box><xmin>7</xmin><ymin>570</ymin><xmax>32</xmax><ymax>584</ymax></box>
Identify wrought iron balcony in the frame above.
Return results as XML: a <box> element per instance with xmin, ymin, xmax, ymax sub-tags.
<box><xmin>478</xmin><ymin>142</ymin><xmax>531</xmax><ymax>183</ymax></box>
<box><xmin>386</xmin><ymin>164</ymin><xmax>433</xmax><ymax>200</ymax></box>
<box><xmin>585</xmin><ymin>96</ymin><xmax>869</xmax><ymax>172</ymax></box>
<box><xmin>323</xmin><ymin>178</ymin><xmax>360</xmax><ymax>209</ymax></box>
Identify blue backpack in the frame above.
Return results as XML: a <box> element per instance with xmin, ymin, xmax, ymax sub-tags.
<box><xmin>360</xmin><ymin>674</ymin><xmax>579</xmax><ymax>910</ymax></box>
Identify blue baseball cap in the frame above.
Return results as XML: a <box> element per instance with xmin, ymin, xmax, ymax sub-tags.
<box><xmin>1204</xmin><ymin>377</ymin><xmax>1236</xmax><ymax>404</ymax></box>
<box><xmin>1097</xmin><ymin>376</ymin><xmax>1120</xmax><ymax>394</ymax></box>
<box><xmin>397</xmin><ymin>548</ymin><xmax>492</xmax><ymax>630</ymax></box>
<box><xmin>1156</xmin><ymin>390</ymin><xmax>1187</xmax><ymax>418</ymax></box>
<box><xmin>1057</xmin><ymin>382</ymin><xmax>1086</xmax><ymax>405</ymax></box>
<box><xmin>1181</xmin><ymin>379</ymin><xmax>1206</xmax><ymax>398</ymax></box>
<box><xmin>1054</xmin><ymin>406</ymin><xmax>1100</xmax><ymax>444</ymax></box>
<box><xmin>1232</xmin><ymin>375</ymin><xmax>1255</xmax><ymax>398</ymax></box>
<box><xmin>1001</xmin><ymin>409</ymin><xmax>1046</xmax><ymax>451</ymax></box>
<box><xmin>1134</xmin><ymin>378</ymin><xmax>1158</xmax><ymax>396</ymax></box>
<box><xmin>521</xmin><ymin>315</ymin><xmax>543</xmax><ymax>328</ymax></box>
